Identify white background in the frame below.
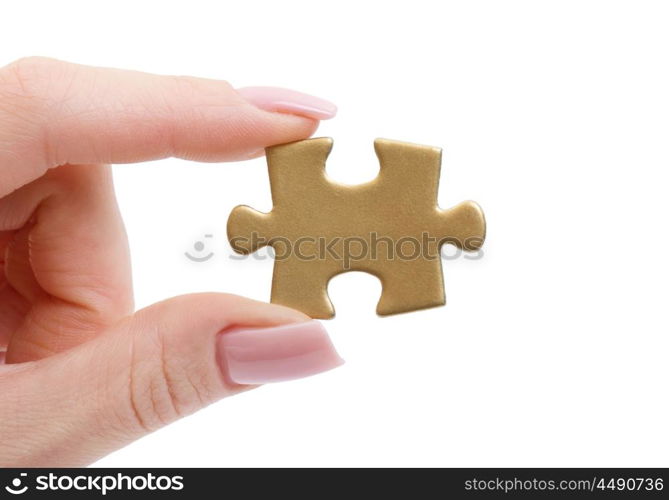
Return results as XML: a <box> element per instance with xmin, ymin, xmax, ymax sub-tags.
<box><xmin>2</xmin><ymin>0</ymin><xmax>668</xmax><ymax>467</ymax></box>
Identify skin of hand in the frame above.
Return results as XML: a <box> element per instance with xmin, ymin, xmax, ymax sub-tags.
<box><xmin>0</xmin><ymin>57</ymin><xmax>342</xmax><ymax>466</ymax></box>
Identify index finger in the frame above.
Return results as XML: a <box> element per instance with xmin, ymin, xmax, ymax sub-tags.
<box><xmin>0</xmin><ymin>57</ymin><xmax>336</xmax><ymax>197</ymax></box>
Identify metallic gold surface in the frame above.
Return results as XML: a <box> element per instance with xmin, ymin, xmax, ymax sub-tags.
<box><xmin>227</xmin><ymin>138</ymin><xmax>486</xmax><ymax>318</ymax></box>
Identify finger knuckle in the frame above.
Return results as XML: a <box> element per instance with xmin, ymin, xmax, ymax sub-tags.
<box><xmin>0</xmin><ymin>57</ymin><xmax>66</xmax><ymax>175</ymax></box>
<box><xmin>126</xmin><ymin>324</ymin><xmax>213</xmax><ymax>431</ymax></box>
<box><xmin>1</xmin><ymin>57</ymin><xmax>61</xmax><ymax>98</ymax></box>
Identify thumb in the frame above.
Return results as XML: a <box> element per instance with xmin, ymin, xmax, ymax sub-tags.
<box><xmin>0</xmin><ymin>293</ymin><xmax>343</xmax><ymax>467</ymax></box>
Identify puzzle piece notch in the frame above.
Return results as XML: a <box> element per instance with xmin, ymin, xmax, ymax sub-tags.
<box><xmin>227</xmin><ymin>137</ymin><xmax>486</xmax><ymax>318</ymax></box>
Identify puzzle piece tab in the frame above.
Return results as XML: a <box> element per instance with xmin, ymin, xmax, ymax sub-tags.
<box><xmin>227</xmin><ymin>138</ymin><xmax>485</xmax><ymax>318</ymax></box>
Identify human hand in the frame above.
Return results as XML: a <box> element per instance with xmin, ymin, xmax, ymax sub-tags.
<box><xmin>0</xmin><ymin>58</ymin><xmax>342</xmax><ymax>466</ymax></box>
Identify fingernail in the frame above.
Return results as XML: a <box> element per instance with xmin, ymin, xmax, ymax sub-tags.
<box><xmin>237</xmin><ymin>86</ymin><xmax>337</xmax><ymax>120</ymax></box>
<box><xmin>217</xmin><ymin>320</ymin><xmax>344</xmax><ymax>384</ymax></box>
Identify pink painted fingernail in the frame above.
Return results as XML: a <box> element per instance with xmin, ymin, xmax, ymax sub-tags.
<box><xmin>217</xmin><ymin>320</ymin><xmax>344</xmax><ymax>384</ymax></box>
<box><xmin>237</xmin><ymin>86</ymin><xmax>337</xmax><ymax>120</ymax></box>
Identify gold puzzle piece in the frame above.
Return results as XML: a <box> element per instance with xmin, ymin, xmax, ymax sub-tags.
<box><xmin>227</xmin><ymin>138</ymin><xmax>486</xmax><ymax>318</ymax></box>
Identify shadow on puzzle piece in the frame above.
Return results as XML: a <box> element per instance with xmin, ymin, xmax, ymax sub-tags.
<box><xmin>227</xmin><ymin>138</ymin><xmax>486</xmax><ymax>319</ymax></box>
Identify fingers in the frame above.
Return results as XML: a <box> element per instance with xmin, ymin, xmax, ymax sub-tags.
<box><xmin>0</xmin><ymin>293</ymin><xmax>342</xmax><ymax>466</ymax></box>
<box><xmin>0</xmin><ymin>57</ymin><xmax>335</xmax><ymax>197</ymax></box>
<box><xmin>0</xmin><ymin>230</ymin><xmax>29</xmax><ymax>348</ymax></box>
<box><xmin>1</xmin><ymin>164</ymin><xmax>133</xmax><ymax>362</ymax></box>
<box><xmin>0</xmin><ymin>283</ymin><xmax>28</xmax><ymax>348</ymax></box>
